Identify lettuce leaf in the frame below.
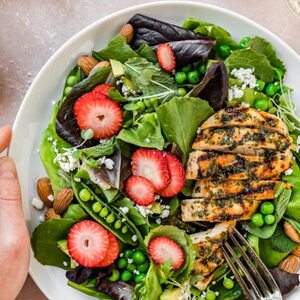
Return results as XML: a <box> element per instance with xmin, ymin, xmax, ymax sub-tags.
<box><xmin>248</xmin><ymin>36</ymin><xmax>286</xmax><ymax>72</ymax></box>
<box><xmin>225</xmin><ymin>48</ymin><xmax>274</xmax><ymax>83</ymax></box>
<box><xmin>92</xmin><ymin>35</ymin><xmax>138</xmax><ymax>63</ymax></box>
<box><xmin>157</xmin><ymin>97</ymin><xmax>214</xmax><ymax>163</ymax></box>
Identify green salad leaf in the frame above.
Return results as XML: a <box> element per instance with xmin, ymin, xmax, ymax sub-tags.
<box><xmin>243</xmin><ymin>188</ymin><xmax>292</xmax><ymax>239</ymax></box>
<box><xmin>157</xmin><ymin>97</ymin><xmax>214</xmax><ymax>163</ymax></box>
<box><xmin>182</xmin><ymin>18</ymin><xmax>239</xmax><ymax>49</ymax></box>
<box><xmin>133</xmin><ymin>262</ymin><xmax>162</xmax><ymax>300</ymax></box>
<box><xmin>31</xmin><ymin>219</ymin><xmax>76</xmax><ymax>269</ymax></box>
<box><xmin>124</xmin><ymin>57</ymin><xmax>176</xmax><ymax>101</ymax></box>
<box><xmin>225</xmin><ymin>48</ymin><xmax>274</xmax><ymax>83</ymax></box>
<box><xmin>268</xmin><ymin>224</ymin><xmax>297</xmax><ymax>253</ymax></box>
<box><xmin>248</xmin><ymin>36</ymin><xmax>286</xmax><ymax>71</ymax></box>
<box><xmin>144</xmin><ymin>225</ymin><xmax>195</xmax><ymax>281</ymax></box>
<box><xmin>92</xmin><ymin>35</ymin><xmax>138</xmax><ymax>63</ymax></box>
<box><xmin>117</xmin><ymin>112</ymin><xmax>165</xmax><ymax>150</ymax></box>
<box><xmin>63</xmin><ymin>204</ymin><xmax>88</xmax><ymax>221</ymax></box>
<box><xmin>136</xmin><ymin>43</ymin><xmax>158</xmax><ymax>63</ymax></box>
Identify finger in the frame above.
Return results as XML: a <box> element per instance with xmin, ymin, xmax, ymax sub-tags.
<box><xmin>0</xmin><ymin>126</ymin><xmax>12</xmax><ymax>153</ymax></box>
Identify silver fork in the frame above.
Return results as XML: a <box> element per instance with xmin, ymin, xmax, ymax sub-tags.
<box><xmin>220</xmin><ymin>227</ymin><xmax>282</xmax><ymax>300</ymax></box>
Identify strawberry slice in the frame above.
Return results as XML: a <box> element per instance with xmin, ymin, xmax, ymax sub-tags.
<box><xmin>67</xmin><ymin>220</ymin><xmax>109</xmax><ymax>267</ymax></box>
<box><xmin>148</xmin><ymin>236</ymin><xmax>184</xmax><ymax>270</ymax></box>
<box><xmin>159</xmin><ymin>152</ymin><xmax>185</xmax><ymax>197</ymax></box>
<box><xmin>97</xmin><ymin>232</ymin><xmax>119</xmax><ymax>267</ymax></box>
<box><xmin>74</xmin><ymin>92</ymin><xmax>123</xmax><ymax>139</ymax></box>
<box><xmin>92</xmin><ymin>84</ymin><xmax>112</xmax><ymax>97</ymax></box>
<box><xmin>132</xmin><ymin>148</ymin><xmax>170</xmax><ymax>191</ymax></box>
<box><xmin>125</xmin><ymin>176</ymin><xmax>155</xmax><ymax>206</ymax></box>
<box><xmin>157</xmin><ymin>44</ymin><xmax>176</xmax><ymax>72</ymax></box>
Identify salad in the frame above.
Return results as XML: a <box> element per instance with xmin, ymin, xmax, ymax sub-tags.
<box><xmin>31</xmin><ymin>14</ymin><xmax>300</xmax><ymax>300</ymax></box>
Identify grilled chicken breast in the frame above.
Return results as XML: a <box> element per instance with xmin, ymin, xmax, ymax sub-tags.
<box><xmin>192</xmin><ymin>127</ymin><xmax>292</xmax><ymax>154</ymax></box>
<box><xmin>199</xmin><ymin>106</ymin><xmax>288</xmax><ymax>136</ymax></box>
<box><xmin>192</xmin><ymin>248</ymin><xmax>224</xmax><ymax>276</ymax></box>
<box><xmin>190</xmin><ymin>222</ymin><xmax>231</xmax><ymax>258</ymax></box>
<box><xmin>181</xmin><ymin>198</ymin><xmax>261</xmax><ymax>222</ymax></box>
<box><xmin>186</xmin><ymin>150</ymin><xmax>292</xmax><ymax>180</ymax></box>
<box><xmin>192</xmin><ymin>179</ymin><xmax>282</xmax><ymax>200</ymax></box>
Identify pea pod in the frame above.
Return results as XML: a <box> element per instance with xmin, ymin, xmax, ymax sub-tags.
<box><xmin>71</xmin><ymin>179</ymin><xmax>136</xmax><ymax>245</ymax></box>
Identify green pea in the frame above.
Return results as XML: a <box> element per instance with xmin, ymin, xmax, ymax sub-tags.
<box><xmin>205</xmin><ymin>290</ymin><xmax>216</xmax><ymax>300</ymax></box>
<box><xmin>274</xmin><ymin>67</ymin><xmax>284</xmax><ymax>80</ymax></box>
<box><xmin>254</xmin><ymin>98</ymin><xmax>269</xmax><ymax>111</ymax></box>
<box><xmin>274</xmin><ymin>81</ymin><xmax>281</xmax><ymax>92</ymax></box>
<box><xmin>120</xmin><ymin>270</ymin><xmax>132</xmax><ymax>282</ymax></box>
<box><xmin>66</xmin><ymin>75</ymin><xmax>77</xmax><ymax>87</ymax></box>
<box><xmin>114</xmin><ymin>219</ymin><xmax>122</xmax><ymax>229</ymax></box>
<box><xmin>124</xmin><ymin>249</ymin><xmax>134</xmax><ymax>259</ymax></box>
<box><xmin>251</xmin><ymin>213</ymin><xmax>264</xmax><ymax>227</ymax></box>
<box><xmin>116</xmin><ymin>258</ymin><xmax>127</xmax><ymax>269</ymax></box>
<box><xmin>239</xmin><ymin>36</ymin><xmax>251</xmax><ymax>49</ymax></box>
<box><xmin>126</xmin><ymin>263</ymin><xmax>136</xmax><ymax>273</ymax></box>
<box><xmin>108</xmin><ymin>269</ymin><xmax>120</xmax><ymax>282</ymax></box>
<box><xmin>198</xmin><ymin>63</ymin><xmax>207</xmax><ymax>75</ymax></box>
<box><xmin>260</xmin><ymin>201</ymin><xmax>275</xmax><ymax>215</ymax></box>
<box><xmin>181</xmin><ymin>64</ymin><xmax>193</xmax><ymax>73</ymax></box>
<box><xmin>187</xmin><ymin>70</ymin><xmax>201</xmax><ymax>84</ymax></box>
<box><xmin>175</xmin><ymin>71</ymin><xmax>187</xmax><ymax>85</ymax></box>
<box><xmin>92</xmin><ymin>202</ymin><xmax>102</xmax><ymax>213</ymax></box>
<box><xmin>136</xmin><ymin>101</ymin><xmax>146</xmax><ymax>113</ymax></box>
<box><xmin>122</xmin><ymin>226</ymin><xmax>129</xmax><ymax>234</ymax></box>
<box><xmin>99</xmin><ymin>207</ymin><xmax>109</xmax><ymax>218</ymax></box>
<box><xmin>265</xmin><ymin>83</ymin><xmax>278</xmax><ymax>97</ymax></box>
<box><xmin>64</xmin><ymin>86</ymin><xmax>72</xmax><ymax>96</ymax></box>
<box><xmin>150</xmin><ymin>98</ymin><xmax>158</xmax><ymax>108</ymax></box>
<box><xmin>134</xmin><ymin>273</ymin><xmax>146</xmax><ymax>284</ymax></box>
<box><xmin>106</xmin><ymin>213</ymin><xmax>116</xmax><ymax>224</ymax></box>
<box><xmin>223</xmin><ymin>277</ymin><xmax>235</xmax><ymax>289</ymax></box>
<box><xmin>79</xmin><ymin>188</ymin><xmax>91</xmax><ymax>202</ymax></box>
<box><xmin>132</xmin><ymin>250</ymin><xmax>146</xmax><ymax>265</ymax></box>
<box><xmin>144</xmin><ymin>99</ymin><xmax>152</xmax><ymax>108</ymax></box>
<box><xmin>264</xmin><ymin>214</ymin><xmax>276</xmax><ymax>225</ymax></box>
<box><xmin>137</xmin><ymin>261</ymin><xmax>149</xmax><ymax>273</ymax></box>
<box><xmin>176</xmin><ymin>87</ymin><xmax>187</xmax><ymax>96</ymax></box>
<box><xmin>218</xmin><ymin>44</ymin><xmax>231</xmax><ymax>58</ymax></box>
<box><xmin>255</xmin><ymin>80</ymin><xmax>265</xmax><ymax>92</ymax></box>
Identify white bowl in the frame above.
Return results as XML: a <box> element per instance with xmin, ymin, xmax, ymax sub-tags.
<box><xmin>10</xmin><ymin>1</ymin><xmax>300</xmax><ymax>299</ymax></box>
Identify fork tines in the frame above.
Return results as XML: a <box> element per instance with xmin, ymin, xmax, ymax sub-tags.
<box><xmin>220</xmin><ymin>227</ymin><xmax>282</xmax><ymax>300</ymax></box>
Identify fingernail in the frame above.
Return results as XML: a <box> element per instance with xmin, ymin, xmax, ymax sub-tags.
<box><xmin>0</xmin><ymin>158</ymin><xmax>16</xmax><ymax>178</ymax></box>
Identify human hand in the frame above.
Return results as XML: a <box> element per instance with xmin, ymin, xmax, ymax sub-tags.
<box><xmin>0</xmin><ymin>126</ymin><xmax>30</xmax><ymax>300</ymax></box>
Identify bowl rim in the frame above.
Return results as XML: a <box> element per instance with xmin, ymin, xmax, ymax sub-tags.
<box><xmin>11</xmin><ymin>0</ymin><xmax>300</xmax><ymax>297</ymax></box>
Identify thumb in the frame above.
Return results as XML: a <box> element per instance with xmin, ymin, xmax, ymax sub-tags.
<box><xmin>0</xmin><ymin>157</ymin><xmax>22</xmax><ymax>212</ymax></box>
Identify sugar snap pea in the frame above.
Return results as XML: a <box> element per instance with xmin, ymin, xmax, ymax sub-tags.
<box><xmin>71</xmin><ymin>179</ymin><xmax>136</xmax><ymax>245</ymax></box>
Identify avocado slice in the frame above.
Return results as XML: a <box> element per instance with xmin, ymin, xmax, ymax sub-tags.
<box><xmin>160</xmin><ymin>288</ymin><xmax>181</xmax><ymax>300</ymax></box>
<box><xmin>110</xmin><ymin>59</ymin><xmax>124</xmax><ymax>77</ymax></box>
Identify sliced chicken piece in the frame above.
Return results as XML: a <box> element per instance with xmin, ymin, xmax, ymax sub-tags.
<box><xmin>181</xmin><ymin>198</ymin><xmax>261</xmax><ymax>222</ymax></box>
<box><xmin>192</xmin><ymin>179</ymin><xmax>282</xmax><ymax>200</ymax></box>
<box><xmin>192</xmin><ymin>127</ymin><xmax>292</xmax><ymax>154</ymax></box>
<box><xmin>190</xmin><ymin>222</ymin><xmax>232</xmax><ymax>258</ymax></box>
<box><xmin>199</xmin><ymin>106</ymin><xmax>288</xmax><ymax>136</ymax></box>
<box><xmin>192</xmin><ymin>248</ymin><xmax>224</xmax><ymax>276</ymax></box>
<box><xmin>186</xmin><ymin>150</ymin><xmax>293</xmax><ymax>180</ymax></box>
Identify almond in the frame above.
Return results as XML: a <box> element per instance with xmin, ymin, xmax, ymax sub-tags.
<box><xmin>77</xmin><ymin>55</ymin><xmax>98</xmax><ymax>76</ymax></box>
<box><xmin>284</xmin><ymin>221</ymin><xmax>300</xmax><ymax>243</ymax></box>
<box><xmin>45</xmin><ymin>208</ymin><xmax>61</xmax><ymax>220</ymax></box>
<box><xmin>53</xmin><ymin>188</ymin><xmax>74</xmax><ymax>214</ymax></box>
<box><xmin>37</xmin><ymin>177</ymin><xmax>54</xmax><ymax>208</ymax></box>
<box><xmin>292</xmin><ymin>244</ymin><xmax>300</xmax><ymax>257</ymax></box>
<box><xmin>118</xmin><ymin>23</ymin><xmax>134</xmax><ymax>43</ymax></box>
<box><xmin>279</xmin><ymin>254</ymin><xmax>300</xmax><ymax>273</ymax></box>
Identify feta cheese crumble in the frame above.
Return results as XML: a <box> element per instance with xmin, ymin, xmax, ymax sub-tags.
<box><xmin>63</xmin><ymin>261</ymin><xmax>68</xmax><ymax>267</ymax></box>
<box><xmin>285</xmin><ymin>168</ymin><xmax>293</xmax><ymax>176</ymax></box>
<box><xmin>127</xmin><ymin>258</ymin><xmax>133</xmax><ymax>264</ymax></box>
<box><xmin>135</xmin><ymin>204</ymin><xmax>153</xmax><ymax>218</ymax></box>
<box><xmin>120</xmin><ymin>207</ymin><xmax>129</xmax><ymax>214</ymax></box>
<box><xmin>47</xmin><ymin>194</ymin><xmax>54</xmax><ymax>202</ymax></box>
<box><xmin>104</xmin><ymin>158</ymin><xmax>114</xmax><ymax>170</ymax></box>
<box><xmin>131</xmin><ymin>235</ymin><xmax>137</xmax><ymax>242</ymax></box>
<box><xmin>32</xmin><ymin>197</ymin><xmax>44</xmax><ymax>210</ymax></box>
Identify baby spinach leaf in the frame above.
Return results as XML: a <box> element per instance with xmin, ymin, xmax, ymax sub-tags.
<box><xmin>117</xmin><ymin>112</ymin><xmax>165</xmax><ymax>150</ymax></box>
<box><xmin>269</xmin><ymin>224</ymin><xmax>297</xmax><ymax>253</ymax></box>
<box><xmin>157</xmin><ymin>97</ymin><xmax>214</xmax><ymax>163</ymax></box>
<box><xmin>248</xmin><ymin>36</ymin><xmax>286</xmax><ymax>72</ymax></box>
<box><xmin>92</xmin><ymin>35</ymin><xmax>138</xmax><ymax>63</ymax></box>
<box><xmin>31</xmin><ymin>219</ymin><xmax>76</xmax><ymax>269</ymax></box>
<box><xmin>136</xmin><ymin>43</ymin><xmax>158</xmax><ymax>63</ymax></box>
<box><xmin>63</xmin><ymin>204</ymin><xmax>88</xmax><ymax>221</ymax></box>
<box><xmin>124</xmin><ymin>57</ymin><xmax>176</xmax><ymax>101</ymax></box>
<box><xmin>225</xmin><ymin>48</ymin><xmax>274</xmax><ymax>83</ymax></box>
